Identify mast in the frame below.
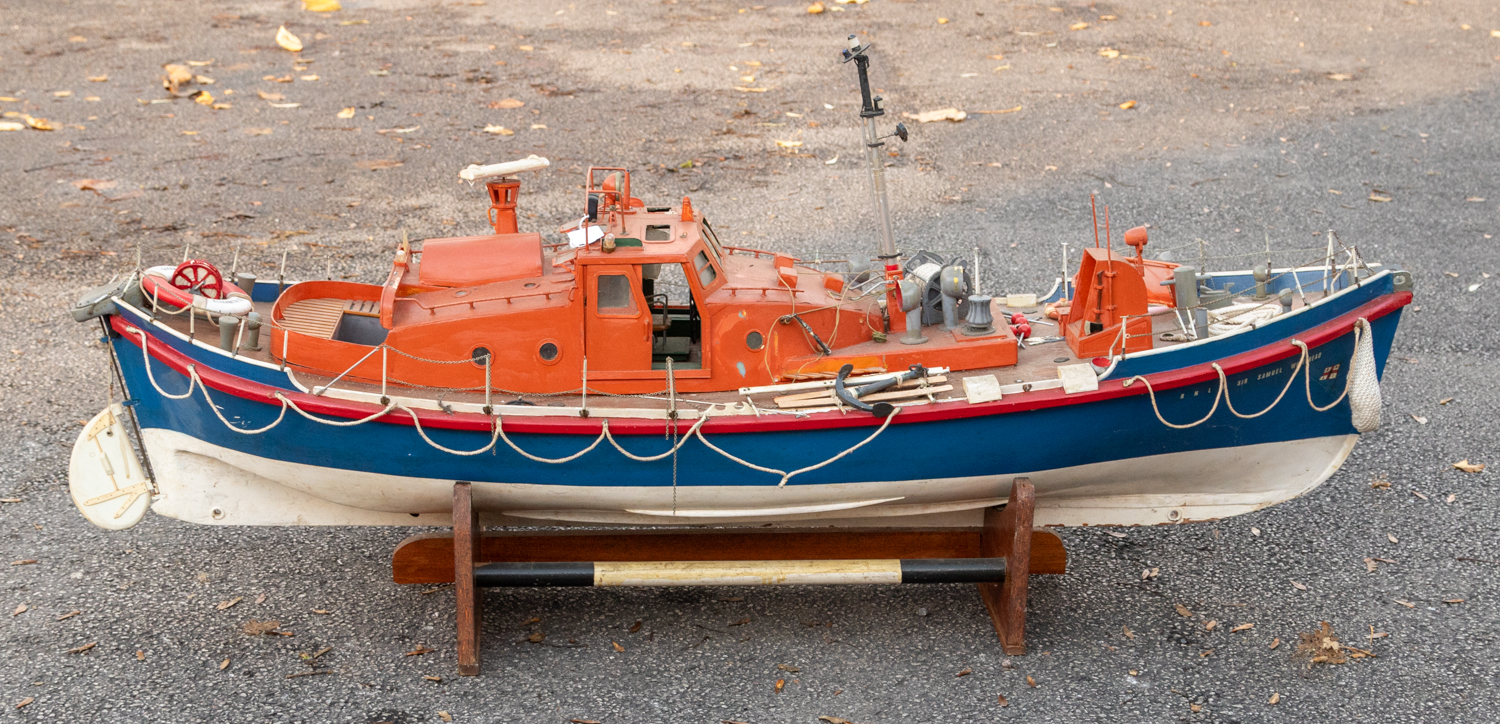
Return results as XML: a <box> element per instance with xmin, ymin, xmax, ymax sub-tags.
<box><xmin>841</xmin><ymin>35</ymin><xmax>907</xmax><ymax>268</ymax></box>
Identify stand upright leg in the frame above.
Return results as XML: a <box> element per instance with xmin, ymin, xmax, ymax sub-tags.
<box><xmin>453</xmin><ymin>482</ymin><xmax>481</xmax><ymax>676</ymax></box>
<box><xmin>977</xmin><ymin>477</ymin><xmax>1034</xmax><ymax>656</ymax></box>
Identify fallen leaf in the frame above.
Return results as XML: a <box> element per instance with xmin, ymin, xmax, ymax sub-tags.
<box><xmin>1446</xmin><ymin>493</ymin><xmax>1457</xmax><ymax>503</ymax></box>
<box><xmin>903</xmin><ymin>107</ymin><xmax>967</xmax><ymax>123</ymax></box>
<box><xmin>1269</xmin><ymin>692</ymin><xmax>1280</xmax><ymax>705</ymax></box>
<box><xmin>1205</xmin><ymin>620</ymin><xmax>1218</xmax><ymax>631</ymax></box>
<box><xmin>438</xmin><ymin>713</ymin><xmax>452</xmax><ymax>723</ymax></box>
<box><xmin>818</xmin><ymin>718</ymin><xmax>852</xmax><ymax>724</ymax></box>
<box><xmin>526</xmin><ymin>632</ymin><xmax>545</xmax><ymax>643</ymax></box>
<box><xmin>1466</xmin><ymin>196</ymin><xmax>1486</xmax><ymax>202</ymax></box>
<box><xmin>570</xmin><ymin>720</ymin><xmax>600</xmax><ymax>724</ymax></box>
<box><xmin>69</xmin><ymin>642</ymin><xmax>97</xmax><ymax>654</ymax></box>
<box><xmin>956</xmin><ymin>667</ymin><xmax>972</xmax><ymax>677</ymax></box>
<box><xmin>1231</xmin><ymin>623</ymin><xmax>1254</xmax><ymax>633</ymax></box>
<box><xmin>1443</xmin><ymin>598</ymin><xmax>1465</xmax><ymax>604</ymax></box>
<box><xmin>1200</xmin><ymin>649</ymin><xmax>1214</xmax><ymax>657</ymax></box>
<box><xmin>1368</xmin><ymin>192</ymin><xmax>1392</xmax><ymax>202</ymax></box>
<box><xmin>483</xmin><ymin>125</ymin><xmax>514</xmax><ymax>135</ymax></box>
<box><xmin>774</xmin><ymin>140</ymin><xmax>803</xmax><ymax>148</ymax></box>
<box><xmin>356</xmin><ymin>159</ymin><xmax>403</xmax><ymax>170</ymax></box>
<box><xmin>734</xmin><ymin>86</ymin><xmax>770</xmax><ymax>92</ymax></box>
<box><xmin>312</xmin><ymin>609</ymin><xmax>331</xmax><ymax>615</ymax></box>
<box><xmin>1394</xmin><ymin>599</ymin><xmax>1415</xmax><ymax>608</ymax></box>
<box><xmin>1070</xmin><ymin>22</ymin><xmax>1090</xmax><ymax>30</ymax></box>
<box><xmin>22</xmin><ymin>116</ymin><xmax>53</xmax><ymax>131</ymax></box>
<box><xmin>242</xmin><ymin>619</ymin><xmax>282</xmax><ymax>635</ymax></box>
<box><xmin>1439</xmin><ymin>398</ymin><xmax>1454</xmax><ymax>405</ymax></box>
<box><xmin>807</xmin><ymin>1</ymin><xmax>825</xmax><ymax>13</ymax></box>
<box><xmin>163</xmin><ymin>64</ymin><xmax>193</xmax><ymax>92</ymax></box>
<box><xmin>303</xmin><ymin>0</ymin><xmax>342</xmax><ymax>11</ymax></box>
<box><xmin>775</xmin><ymin>678</ymin><xmax>786</xmax><ymax>693</ymax></box>
<box><xmin>11</xmin><ymin>560</ymin><xmax>37</xmax><ymax>566</ymax></box>
<box><xmin>0</xmin><ymin>122</ymin><xmax>23</xmax><ymax>132</ymax></box>
<box><xmin>1410</xmin><ymin>414</ymin><xmax>1428</xmax><ymax>424</ymax></box>
<box><xmin>1174</xmin><ymin>604</ymin><xmax>1193</xmax><ymax>617</ymax></box>
<box><xmin>729</xmin><ymin>617</ymin><xmax>752</xmax><ymax>626</ymax></box>
<box><xmin>195</xmin><ymin>91</ymin><xmax>215</xmax><ymax>106</ymax></box>
<box><xmin>57</xmin><ymin>610</ymin><xmax>80</xmax><ymax>621</ymax></box>
<box><xmin>217</xmin><ymin>597</ymin><xmax>243</xmax><ymax>611</ymax></box>
<box><xmin>1118</xmin><ymin>100</ymin><xmax>1137</xmax><ymax>110</ymax></box>
<box><xmin>71</xmin><ymin>178</ymin><xmax>118</xmax><ymax>192</ymax></box>
<box><xmin>337</xmin><ymin>107</ymin><xmax>356</xmax><ymax>119</ymax></box>
<box><xmin>17</xmin><ymin>697</ymin><xmax>33</xmax><ymax>709</ymax></box>
<box><xmin>276</xmin><ymin>26</ymin><xmax>304</xmax><ymax>53</ymax></box>
<box><xmin>1269</xmin><ymin>637</ymin><xmax>1281</xmax><ymax>649</ymax></box>
<box><xmin>937</xmin><ymin>17</ymin><xmax>949</xmax><ymax>24</ymax></box>
<box><xmin>269</xmin><ymin>102</ymin><xmax>302</xmax><ymax>108</ymax></box>
<box><xmin>136</xmin><ymin>650</ymin><xmax>144</xmax><ymax>660</ymax></box>
<box><xmin>1364</xmin><ymin>557</ymin><xmax>1378</xmax><ymax>573</ymax></box>
<box><xmin>257</xmin><ymin>90</ymin><xmax>285</xmax><ymax>101</ymax></box>
<box><xmin>1453</xmin><ymin>460</ymin><xmax>1485</xmax><ymax>473</ymax></box>
<box><xmin>1098</xmin><ymin>47</ymin><xmax>1120</xmax><ymax>58</ymax></box>
<box><xmin>972</xmin><ymin>106</ymin><xmax>1023</xmax><ymax>114</ymax></box>
<box><xmin>611</xmin><ymin>641</ymin><xmax>624</xmax><ymax>652</ymax></box>
<box><xmin>405</xmin><ymin>645</ymin><xmax>436</xmax><ymax>656</ymax></box>
<box><xmin>1142</xmin><ymin>567</ymin><xmax>1159</xmax><ymax>580</ymax></box>
<box><xmin>996</xmin><ymin>694</ymin><xmax>1009</xmax><ymax>707</ymax></box>
<box><xmin>88</xmin><ymin>74</ymin><xmax>108</xmax><ymax>82</ymax></box>
<box><xmin>264</xmin><ymin>74</ymin><xmax>294</xmax><ymax>83</ymax></box>
<box><xmin>195</xmin><ymin>75</ymin><xmax>215</xmax><ymax>84</ymax></box>
<box><xmin>1388</xmin><ymin>533</ymin><xmax>1399</xmax><ymax>544</ymax></box>
<box><xmin>1251</xmin><ymin>527</ymin><xmax>1262</xmax><ymax>536</ymax></box>
<box><xmin>1291</xmin><ymin>580</ymin><xmax>1307</xmax><ymax>591</ymax></box>
<box><xmin>628</xmin><ymin>620</ymin><xmax>642</xmax><ymax>633</ymax></box>
<box><xmin>219</xmin><ymin>657</ymin><xmax>230</xmax><ymax>670</ymax></box>
<box><xmin>1122</xmin><ymin>625</ymin><xmax>1134</xmax><ymax>639</ymax></box>
<box><xmin>1026</xmin><ymin>675</ymin><xmax>1037</xmax><ymax>688</ymax></box>
<box><xmin>1191</xmin><ymin>703</ymin><xmax>1203</xmax><ymax>713</ymax></box>
<box><xmin>11</xmin><ymin>604</ymin><xmax>26</xmax><ymax>617</ymax></box>
<box><xmin>424</xmin><ymin>675</ymin><xmax>442</xmax><ymax>682</ymax></box>
<box><xmin>243</xmin><ymin>127</ymin><xmax>273</xmax><ymax>136</ymax></box>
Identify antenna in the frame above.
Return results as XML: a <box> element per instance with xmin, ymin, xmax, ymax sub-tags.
<box><xmin>1103</xmin><ymin>205</ymin><xmax>1112</xmax><ymax>252</ymax></box>
<box><xmin>841</xmin><ymin>35</ymin><xmax>908</xmax><ymax>269</ymax></box>
<box><xmin>1090</xmin><ymin>195</ymin><xmax>1100</xmax><ymax>248</ymax></box>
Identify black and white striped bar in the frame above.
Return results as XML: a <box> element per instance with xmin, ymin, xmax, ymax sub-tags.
<box><xmin>473</xmin><ymin>558</ymin><xmax>1007</xmax><ymax>587</ymax></box>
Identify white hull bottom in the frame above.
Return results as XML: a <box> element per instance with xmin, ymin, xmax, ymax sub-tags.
<box><xmin>140</xmin><ymin>429</ymin><xmax>1359</xmax><ymax>529</ymax></box>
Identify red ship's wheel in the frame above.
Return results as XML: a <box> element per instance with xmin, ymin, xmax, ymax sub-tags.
<box><xmin>170</xmin><ymin>260</ymin><xmax>225</xmax><ymax>299</ymax></box>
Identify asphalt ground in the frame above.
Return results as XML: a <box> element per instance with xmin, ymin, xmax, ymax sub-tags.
<box><xmin>2</xmin><ymin>0</ymin><xmax>1498</xmax><ymax>721</ymax></box>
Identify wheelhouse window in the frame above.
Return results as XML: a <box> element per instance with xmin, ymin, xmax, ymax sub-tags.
<box><xmin>693</xmin><ymin>250</ymin><xmax>718</xmax><ymax>287</ymax></box>
<box><xmin>701</xmin><ymin>218</ymin><xmax>726</xmax><ymax>258</ymax></box>
<box><xmin>596</xmin><ymin>273</ymin><xmax>639</xmax><ymax>315</ymax></box>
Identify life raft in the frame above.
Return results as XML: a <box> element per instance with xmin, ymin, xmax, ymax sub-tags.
<box><xmin>141</xmin><ymin>260</ymin><xmax>253</xmax><ymax>317</ymax></box>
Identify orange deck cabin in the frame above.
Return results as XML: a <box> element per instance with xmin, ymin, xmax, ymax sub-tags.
<box><xmin>1056</xmin><ymin>226</ymin><xmax>1181</xmax><ymax>359</ymax></box>
<box><xmin>269</xmin><ymin>165</ymin><xmax>1026</xmax><ymax>395</ymax></box>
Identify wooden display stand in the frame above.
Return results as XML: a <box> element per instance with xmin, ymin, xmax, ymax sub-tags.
<box><xmin>392</xmin><ymin>478</ymin><xmax>1064</xmax><ymax>676</ymax></box>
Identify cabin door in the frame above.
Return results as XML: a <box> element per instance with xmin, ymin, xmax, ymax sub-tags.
<box><xmin>584</xmin><ymin>266</ymin><xmax>653</xmax><ymax>373</ymax></box>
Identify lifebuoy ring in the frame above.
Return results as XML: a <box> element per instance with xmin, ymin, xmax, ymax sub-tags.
<box><xmin>141</xmin><ymin>260</ymin><xmax>253</xmax><ymax>317</ymax></box>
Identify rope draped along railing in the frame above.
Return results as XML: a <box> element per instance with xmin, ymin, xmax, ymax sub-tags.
<box><xmin>121</xmin><ymin>325</ymin><xmax>905</xmax><ymax>487</ymax></box>
<box><xmin>1122</xmin><ymin>318</ymin><xmax>1381</xmax><ymax>432</ymax></box>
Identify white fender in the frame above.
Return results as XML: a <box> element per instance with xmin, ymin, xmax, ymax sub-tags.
<box><xmin>69</xmin><ymin>404</ymin><xmax>152</xmax><ymax>530</ymax></box>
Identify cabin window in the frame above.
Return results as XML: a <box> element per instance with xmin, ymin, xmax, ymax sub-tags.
<box><xmin>701</xmin><ymin>218</ymin><xmax>726</xmax><ymax>258</ymax></box>
<box><xmin>644</xmin><ymin>225</ymin><xmax>673</xmax><ymax>241</ymax></box>
<box><xmin>596</xmin><ymin>273</ymin><xmax>639</xmax><ymax>315</ymax></box>
<box><xmin>693</xmin><ymin>250</ymin><xmax>718</xmax><ymax>287</ymax></box>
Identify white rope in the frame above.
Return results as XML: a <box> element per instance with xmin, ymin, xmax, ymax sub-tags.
<box><xmin>495</xmin><ymin>417</ymin><xmax>607</xmax><ymax>464</ymax></box>
<box><xmin>277</xmin><ymin>393</ymin><xmax>398</xmax><ymax>426</ymax></box>
<box><xmin>400</xmin><ymin>405</ymin><xmax>501</xmax><ymax>456</ymax></box>
<box><xmin>694</xmin><ymin>407</ymin><xmax>903</xmax><ymax>487</ymax></box>
<box><xmin>189</xmin><ymin>367</ymin><xmax>288</xmax><ymax>435</ymax></box>
<box><xmin>604</xmin><ymin>417</ymin><xmax>707</xmax><ymax>462</ymax></box>
<box><xmin>1219</xmin><ymin>352</ymin><xmax>1305</xmax><ymax>420</ymax></box>
<box><xmin>128</xmin><ymin>327</ymin><xmax>197</xmax><ymax>400</ymax></box>
<box><xmin>1122</xmin><ymin>373</ymin><xmax>1224</xmax><ymax>430</ymax></box>
<box><xmin>1207</xmin><ymin>300</ymin><xmax>1281</xmax><ymax>336</ymax></box>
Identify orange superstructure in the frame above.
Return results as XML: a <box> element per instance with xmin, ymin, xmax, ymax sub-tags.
<box><xmin>268</xmin><ymin>163</ymin><xmax>1176</xmax><ymax>395</ymax></box>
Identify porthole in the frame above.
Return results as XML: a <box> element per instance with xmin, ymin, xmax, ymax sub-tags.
<box><xmin>537</xmin><ymin>340</ymin><xmax>561</xmax><ymax>365</ymax></box>
<box><xmin>523</xmin><ymin>282</ymin><xmax>538</xmax><ymax>289</ymax></box>
<box><xmin>746</xmin><ymin>330</ymin><xmax>764</xmax><ymax>351</ymax></box>
<box><xmin>471</xmin><ymin>346</ymin><xmax>492</xmax><ymax>367</ymax></box>
<box><xmin>454</xmin><ymin>289</ymin><xmax>470</xmax><ymax>297</ymax></box>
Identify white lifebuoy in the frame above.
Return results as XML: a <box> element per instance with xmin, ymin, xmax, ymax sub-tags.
<box><xmin>141</xmin><ymin>261</ymin><xmax>253</xmax><ymax>318</ymax></box>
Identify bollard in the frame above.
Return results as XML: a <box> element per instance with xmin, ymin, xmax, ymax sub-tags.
<box><xmin>244</xmin><ymin>312</ymin><xmax>263</xmax><ymax>351</ymax></box>
<box><xmin>218</xmin><ymin>315</ymin><xmax>240</xmax><ymax>353</ymax></box>
<box><xmin>234</xmin><ymin>272</ymin><xmax>257</xmax><ymax>297</ymax></box>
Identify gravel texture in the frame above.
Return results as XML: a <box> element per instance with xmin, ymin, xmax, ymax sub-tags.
<box><xmin>1</xmin><ymin>0</ymin><xmax>1496</xmax><ymax>721</ymax></box>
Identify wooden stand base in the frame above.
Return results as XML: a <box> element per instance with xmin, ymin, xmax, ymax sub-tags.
<box><xmin>399</xmin><ymin>479</ymin><xmax>1062</xmax><ymax>675</ymax></box>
